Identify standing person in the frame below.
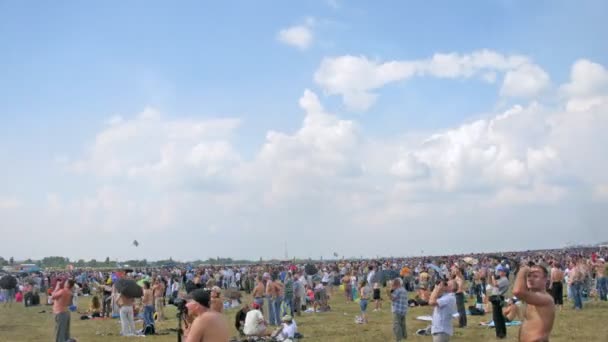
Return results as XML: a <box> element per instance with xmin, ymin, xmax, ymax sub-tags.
<box><xmin>595</xmin><ymin>258</ymin><xmax>607</xmax><ymax>301</ymax></box>
<box><xmin>550</xmin><ymin>263</ymin><xmax>564</xmax><ymax>309</ymax></box>
<box><xmin>52</xmin><ymin>279</ymin><xmax>75</xmax><ymax>342</ymax></box>
<box><xmin>153</xmin><ymin>277</ymin><xmax>166</xmax><ymax>321</ymax></box>
<box><xmin>513</xmin><ymin>265</ymin><xmax>556</xmax><ymax>342</ymax></box>
<box><xmin>117</xmin><ymin>292</ymin><xmax>136</xmax><ymax>336</ymax></box>
<box><xmin>101</xmin><ymin>278</ymin><xmax>112</xmax><ymax>318</ymax></box>
<box><xmin>358</xmin><ymin>280</ymin><xmax>371</xmax><ymax>324</ymax></box>
<box><xmin>453</xmin><ymin>268</ymin><xmax>467</xmax><ymax>328</ymax></box>
<box><xmin>142</xmin><ymin>281</ymin><xmax>155</xmax><ymax>330</ymax></box>
<box><xmin>569</xmin><ymin>260</ymin><xmax>584</xmax><ymax>310</ymax></box>
<box><xmin>266</xmin><ymin>276</ymin><xmax>281</xmax><ymax>326</ymax></box>
<box><xmin>185</xmin><ymin>289</ymin><xmax>230</xmax><ymax>342</ymax></box>
<box><xmin>171</xmin><ymin>278</ymin><xmax>180</xmax><ymax>300</ymax></box>
<box><xmin>342</xmin><ymin>272</ymin><xmax>352</xmax><ymax>302</ymax></box>
<box><xmin>283</xmin><ymin>272</ymin><xmax>294</xmax><ymax>316</ymax></box>
<box><xmin>390</xmin><ymin>278</ymin><xmax>408</xmax><ymax>342</ymax></box>
<box><xmin>490</xmin><ymin>266</ymin><xmax>509</xmax><ymax>339</ymax></box>
<box><xmin>372</xmin><ymin>282</ymin><xmax>382</xmax><ymax>312</ymax></box>
<box><xmin>429</xmin><ymin>280</ymin><xmax>457</xmax><ymax>342</ymax></box>
<box><xmin>252</xmin><ymin>276</ymin><xmax>265</xmax><ymax>315</ymax></box>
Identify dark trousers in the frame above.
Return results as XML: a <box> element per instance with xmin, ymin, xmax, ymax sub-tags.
<box><xmin>455</xmin><ymin>292</ymin><xmax>467</xmax><ymax>327</ymax></box>
<box><xmin>55</xmin><ymin>311</ymin><xmax>71</xmax><ymax>342</ymax></box>
<box><xmin>102</xmin><ymin>294</ymin><xmax>111</xmax><ymax>317</ymax></box>
<box><xmin>490</xmin><ymin>295</ymin><xmax>506</xmax><ymax>338</ymax></box>
<box><xmin>551</xmin><ymin>282</ymin><xmax>563</xmax><ymax>305</ymax></box>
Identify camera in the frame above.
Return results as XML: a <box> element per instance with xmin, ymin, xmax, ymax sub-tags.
<box><xmin>173</xmin><ymin>298</ymin><xmax>188</xmax><ymax>315</ymax></box>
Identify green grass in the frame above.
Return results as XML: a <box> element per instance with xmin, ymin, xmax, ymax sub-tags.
<box><xmin>1</xmin><ymin>292</ymin><xmax>607</xmax><ymax>341</ymax></box>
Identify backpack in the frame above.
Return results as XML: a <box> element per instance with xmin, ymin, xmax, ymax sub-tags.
<box><xmin>143</xmin><ymin>323</ymin><xmax>155</xmax><ymax>335</ymax></box>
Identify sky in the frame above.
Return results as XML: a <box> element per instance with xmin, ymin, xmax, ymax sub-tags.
<box><xmin>1</xmin><ymin>1</ymin><xmax>607</xmax><ymax>261</ymax></box>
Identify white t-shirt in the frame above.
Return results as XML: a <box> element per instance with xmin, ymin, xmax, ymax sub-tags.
<box><xmin>244</xmin><ymin>309</ymin><xmax>265</xmax><ymax>336</ymax></box>
<box><xmin>367</xmin><ymin>270</ymin><xmax>375</xmax><ymax>284</ymax></box>
<box><xmin>277</xmin><ymin>321</ymin><xmax>297</xmax><ymax>340</ymax></box>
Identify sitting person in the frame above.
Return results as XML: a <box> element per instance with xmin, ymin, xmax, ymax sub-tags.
<box><xmin>80</xmin><ymin>295</ymin><xmax>102</xmax><ymax>319</ymax></box>
<box><xmin>502</xmin><ymin>298</ymin><xmax>520</xmax><ymax>322</ymax></box>
<box><xmin>234</xmin><ymin>304</ymin><xmax>250</xmax><ymax>336</ymax></box>
<box><xmin>243</xmin><ymin>302</ymin><xmax>271</xmax><ymax>337</ymax></box>
<box><xmin>408</xmin><ymin>289</ymin><xmax>430</xmax><ymax>306</ymax></box>
<box><xmin>271</xmin><ymin>315</ymin><xmax>298</xmax><ymax>342</ymax></box>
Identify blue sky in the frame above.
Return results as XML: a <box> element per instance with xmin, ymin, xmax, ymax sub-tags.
<box><xmin>1</xmin><ymin>1</ymin><xmax>607</xmax><ymax>260</ymax></box>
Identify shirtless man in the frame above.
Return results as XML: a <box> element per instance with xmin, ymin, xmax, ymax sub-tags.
<box><xmin>185</xmin><ymin>289</ymin><xmax>230</xmax><ymax>342</ymax></box>
<box><xmin>266</xmin><ymin>276</ymin><xmax>282</xmax><ymax>326</ymax></box>
<box><xmin>453</xmin><ymin>268</ymin><xmax>467</xmax><ymax>328</ymax></box>
<box><xmin>549</xmin><ymin>263</ymin><xmax>564</xmax><ymax>309</ymax></box>
<box><xmin>513</xmin><ymin>265</ymin><xmax>555</xmax><ymax>342</ymax></box>
<box><xmin>153</xmin><ymin>278</ymin><xmax>166</xmax><ymax>320</ymax></box>
<box><xmin>142</xmin><ymin>281</ymin><xmax>155</xmax><ymax>328</ymax></box>
<box><xmin>252</xmin><ymin>276</ymin><xmax>265</xmax><ymax>315</ymax></box>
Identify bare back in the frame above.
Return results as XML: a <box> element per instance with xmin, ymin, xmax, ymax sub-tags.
<box><xmin>519</xmin><ymin>295</ymin><xmax>555</xmax><ymax>342</ymax></box>
<box><xmin>550</xmin><ymin>268</ymin><xmax>563</xmax><ymax>283</ymax></box>
<box><xmin>252</xmin><ymin>283</ymin><xmax>264</xmax><ymax>297</ymax></box>
<box><xmin>186</xmin><ymin>311</ymin><xmax>230</xmax><ymax>342</ymax></box>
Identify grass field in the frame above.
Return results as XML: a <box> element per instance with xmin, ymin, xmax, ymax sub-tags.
<box><xmin>1</xmin><ymin>291</ymin><xmax>607</xmax><ymax>342</ymax></box>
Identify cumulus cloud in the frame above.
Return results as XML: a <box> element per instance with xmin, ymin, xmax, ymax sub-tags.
<box><xmin>0</xmin><ymin>197</ymin><xmax>21</xmax><ymax>209</ymax></box>
<box><xmin>500</xmin><ymin>63</ymin><xmax>550</xmax><ymax>98</ymax></box>
<box><xmin>9</xmin><ymin>57</ymin><xmax>607</xmax><ymax>260</ymax></box>
<box><xmin>70</xmin><ymin>107</ymin><xmax>241</xmax><ymax>185</ymax></box>
<box><xmin>314</xmin><ymin>49</ymin><xmax>548</xmax><ymax>111</ymax></box>
<box><xmin>560</xmin><ymin>59</ymin><xmax>608</xmax><ymax>111</ymax></box>
<box><xmin>277</xmin><ymin>21</ymin><xmax>314</xmax><ymax>50</ymax></box>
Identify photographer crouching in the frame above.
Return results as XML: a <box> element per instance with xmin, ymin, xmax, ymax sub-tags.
<box><xmin>182</xmin><ymin>289</ymin><xmax>230</xmax><ymax>342</ymax></box>
<box><xmin>489</xmin><ymin>266</ymin><xmax>510</xmax><ymax>339</ymax></box>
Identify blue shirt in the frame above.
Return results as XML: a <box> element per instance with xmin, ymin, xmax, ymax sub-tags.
<box><xmin>391</xmin><ymin>287</ymin><xmax>408</xmax><ymax>315</ymax></box>
<box><xmin>431</xmin><ymin>293</ymin><xmax>457</xmax><ymax>336</ymax></box>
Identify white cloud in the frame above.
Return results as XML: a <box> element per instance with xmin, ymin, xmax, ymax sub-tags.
<box><xmin>594</xmin><ymin>184</ymin><xmax>608</xmax><ymax>200</ymax></box>
<box><xmin>560</xmin><ymin>59</ymin><xmax>608</xmax><ymax>111</ymax></box>
<box><xmin>314</xmin><ymin>49</ymin><xmax>549</xmax><ymax>111</ymax></box>
<box><xmin>277</xmin><ymin>24</ymin><xmax>313</xmax><ymax>50</ymax></box>
<box><xmin>6</xmin><ymin>57</ymin><xmax>608</xmax><ymax>260</ymax></box>
<box><xmin>71</xmin><ymin>108</ymin><xmax>241</xmax><ymax>182</ymax></box>
<box><xmin>500</xmin><ymin>63</ymin><xmax>550</xmax><ymax>98</ymax></box>
<box><xmin>0</xmin><ymin>197</ymin><xmax>21</xmax><ymax>209</ymax></box>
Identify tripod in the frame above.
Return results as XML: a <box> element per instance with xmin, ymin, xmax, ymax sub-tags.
<box><xmin>176</xmin><ymin>308</ymin><xmax>186</xmax><ymax>342</ymax></box>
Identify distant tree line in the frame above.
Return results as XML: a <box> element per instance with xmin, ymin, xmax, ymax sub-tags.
<box><xmin>0</xmin><ymin>256</ymin><xmax>272</xmax><ymax>269</ymax></box>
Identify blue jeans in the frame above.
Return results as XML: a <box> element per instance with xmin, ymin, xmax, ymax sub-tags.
<box><xmin>143</xmin><ymin>305</ymin><xmax>154</xmax><ymax>326</ymax></box>
<box><xmin>284</xmin><ymin>296</ymin><xmax>294</xmax><ymax>316</ymax></box>
<box><xmin>253</xmin><ymin>297</ymin><xmax>264</xmax><ymax>314</ymax></box>
<box><xmin>270</xmin><ymin>296</ymin><xmax>282</xmax><ymax>326</ymax></box>
<box><xmin>571</xmin><ymin>282</ymin><xmax>583</xmax><ymax>309</ymax></box>
<box><xmin>267</xmin><ymin>297</ymin><xmax>276</xmax><ymax>325</ymax></box>
<box><xmin>597</xmin><ymin>277</ymin><xmax>608</xmax><ymax>301</ymax></box>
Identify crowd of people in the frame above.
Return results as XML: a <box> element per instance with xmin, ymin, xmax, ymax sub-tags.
<box><xmin>1</xmin><ymin>246</ymin><xmax>607</xmax><ymax>342</ymax></box>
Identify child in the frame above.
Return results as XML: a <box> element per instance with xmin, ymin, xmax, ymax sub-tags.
<box><xmin>372</xmin><ymin>282</ymin><xmax>382</xmax><ymax>311</ymax></box>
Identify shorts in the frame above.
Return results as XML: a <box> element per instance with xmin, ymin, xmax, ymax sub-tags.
<box><xmin>359</xmin><ymin>299</ymin><xmax>368</xmax><ymax>312</ymax></box>
<box><xmin>373</xmin><ymin>289</ymin><xmax>381</xmax><ymax>300</ymax></box>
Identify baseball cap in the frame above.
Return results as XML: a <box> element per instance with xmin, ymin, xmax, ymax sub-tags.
<box><xmin>282</xmin><ymin>314</ymin><xmax>293</xmax><ymax>322</ymax></box>
<box><xmin>187</xmin><ymin>289</ymin><xmax>211</xmax><ymax>308</ymax></box>
<box><xmin>252</xmin><ymin>302</ymin><xmax>260</xmax><ymax>309</ymax></box>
